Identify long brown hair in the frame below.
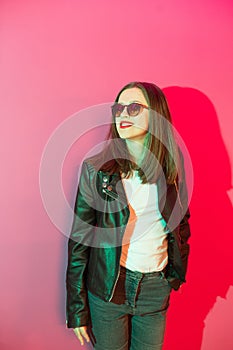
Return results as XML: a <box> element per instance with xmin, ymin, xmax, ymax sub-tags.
<box><xmin>97</xmin><ymin>82</ymin><xmax>180</xmax><ymax>184</ymax></box>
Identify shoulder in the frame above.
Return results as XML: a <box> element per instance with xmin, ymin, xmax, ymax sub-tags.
<box><xmin>82</xmin><ymin>151</ymin><xmax>105</xmax><ymax>172</ymax></box>
<box><xmin>82</xmin><ymin>149</ymin><xmax>118</xmax><ymax>175</ymax></box>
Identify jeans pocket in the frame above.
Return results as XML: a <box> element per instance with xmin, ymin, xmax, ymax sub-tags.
<box><xmin>159</xmin><ymin>273</ymin><xmax>172</xmax><ymax>290</ymax></box>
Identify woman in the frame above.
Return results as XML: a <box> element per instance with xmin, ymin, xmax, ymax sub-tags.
<box><xmin>66</xmin><ymin>82</ymin><xmax>191</xmax><ymax>349</ymax></box>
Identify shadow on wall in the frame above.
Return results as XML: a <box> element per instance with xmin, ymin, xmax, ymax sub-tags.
<box><xmin>201</xmin><ymin>285</ymin><xmax>233</xmax><ymax>350</ymax></box>
<box><xmin>162</xmin><ymin>87</ymin><xmax>233</xmax><ymax>350</ymax></box>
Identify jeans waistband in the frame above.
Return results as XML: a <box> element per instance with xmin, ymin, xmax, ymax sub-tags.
<box><xmin>120</xmin><ymin>265</ymin><xmax>167</xmax><ymax>279</ymax></box>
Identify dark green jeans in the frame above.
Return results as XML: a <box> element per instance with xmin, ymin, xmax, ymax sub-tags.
<box><xmin>87</xmin><ymin>265</ymin><xmax>172</xmax><ymax>350</ymax></box>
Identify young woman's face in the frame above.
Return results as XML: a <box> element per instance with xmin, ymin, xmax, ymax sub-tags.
<box><xmin>115</xmin><ymin>87</ymin><xmax>149</xmax><ymax>144</ymax></box>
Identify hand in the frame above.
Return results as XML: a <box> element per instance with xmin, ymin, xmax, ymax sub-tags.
<box><xmin>73</xmin><ymin>326</ymin><xmax>90</xmax><ymax>346</ymax></box>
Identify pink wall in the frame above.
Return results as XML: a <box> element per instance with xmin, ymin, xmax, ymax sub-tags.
<box><xmin>1</xmin><ymin>0</ymin><xmax>233</xmax><ymax>349</ymax></box>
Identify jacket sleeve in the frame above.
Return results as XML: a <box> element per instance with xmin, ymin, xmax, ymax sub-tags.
<box><xmin>66</xmin><ymin>161</ymin><xmax>97</xmax><ymax>328</ymax></box>
<box><xmin>177</xmin><ymin>150</ymin><xmax>191</xmax><ymax>277</ymax></box>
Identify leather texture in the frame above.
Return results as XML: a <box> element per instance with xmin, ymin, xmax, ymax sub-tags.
<box><xmin>66</xmin><ymin>153</ymin><xmax>191</xmax><ymax>328</ymax></box>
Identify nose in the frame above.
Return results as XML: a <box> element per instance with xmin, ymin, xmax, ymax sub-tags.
<box><xmin>120</xmin><ymin>105</ymin><xmax>130</xmax><ymax>118</ymax></box>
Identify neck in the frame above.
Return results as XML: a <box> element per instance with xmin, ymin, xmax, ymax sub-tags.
<box><xmin>126</xmin><ymin>139</ymin><xmax>146</xmax><ymax>164</ymax></box>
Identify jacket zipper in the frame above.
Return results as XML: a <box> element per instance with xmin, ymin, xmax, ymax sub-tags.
<box><xmin>102</xmin><ymin>188</ymin><xmax>119</xmax><ymax>200</ymax></box>
<box><xmin>108</xmin><ymin>266</ymin><xmax>121</xmax><ymax>301</ymax></box>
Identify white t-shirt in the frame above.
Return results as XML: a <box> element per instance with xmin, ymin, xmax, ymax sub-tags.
<box><xmin>120</xmin><ymin>171</ymin><xmax>169</xmax><ymax>272</ymax></box>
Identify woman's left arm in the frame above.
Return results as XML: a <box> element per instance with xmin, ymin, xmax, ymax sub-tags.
<box><xmin>177</xmin><ymin>151</ymin><xmax>191</xmax><ymax>275</ymax></box>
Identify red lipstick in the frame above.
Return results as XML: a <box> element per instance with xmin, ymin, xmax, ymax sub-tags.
<box><xmin>120</xmin><ymin>121</ymin><xmax>134</xmax><ymax>129</ymax></box>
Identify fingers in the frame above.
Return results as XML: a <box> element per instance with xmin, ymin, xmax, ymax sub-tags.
<box><xmin>73</xmin><ymin>326</ymin><xmax>90</xmax><ymax>346</ymax></box>
<box><xmin>81</xmin><ymin>327</ymin><xmax>90</xmax><ymax>344</ymax></box>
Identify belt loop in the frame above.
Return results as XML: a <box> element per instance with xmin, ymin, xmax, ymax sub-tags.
<box><xmin>160</xmin><ymin>271</ymin><xmax>165</xmax><ymax>279</ymax></box>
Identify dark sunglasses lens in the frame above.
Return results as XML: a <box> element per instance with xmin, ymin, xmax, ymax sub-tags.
<box><xmin>127</xmin><ymin>103</ymin><xmax>142</xmax><ymax>116</ymax></box>
<box><xmin>112</xmin><ymin>104</ymin><xmax>124</xmax><ymax>117</ymax></box>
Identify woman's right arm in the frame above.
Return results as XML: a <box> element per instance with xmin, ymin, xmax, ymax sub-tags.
<box><xmin>66</xmin><ymin>161</ymin><xmax>97</xmax><ymax>329</ymax></box>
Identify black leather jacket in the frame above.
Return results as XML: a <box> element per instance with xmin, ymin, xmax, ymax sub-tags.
<box><xmin>66</xmin><ymin>155</ymin><xmax>191</xmax><ymax>328</ymax></box>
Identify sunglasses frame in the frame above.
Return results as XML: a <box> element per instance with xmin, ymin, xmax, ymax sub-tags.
<box><xmin>111</xmin><ymin>102</ymin><xmax>149</xmax><ymax>118</ymax></box>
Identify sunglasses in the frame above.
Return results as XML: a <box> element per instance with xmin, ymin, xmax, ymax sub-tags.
<box><xmin>111</xmin><ymin>102</ymin><xmax>149</xmax><ymax>118</ymax></box>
